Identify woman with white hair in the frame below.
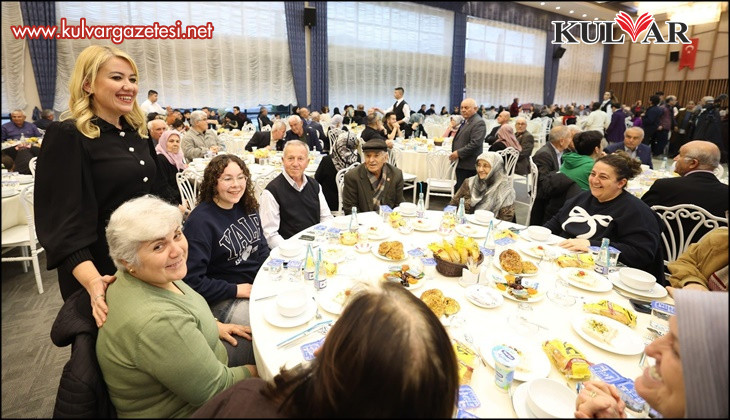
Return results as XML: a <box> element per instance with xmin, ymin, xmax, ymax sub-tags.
<box><xmin>97</xmin><ymin>195</ymin><xmax>256</xmax><ymax>418</ymax></box>
<box><xmin>449</xmin><ymin>151</ymin><xmax>516</xmax><ymax>221</ymax></box>
<box><xmin>443</xmin><ymin>115</ymin><xmax>464</xmax><ymax>138</ymax></box>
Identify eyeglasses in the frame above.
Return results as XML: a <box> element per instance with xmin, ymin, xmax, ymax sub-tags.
<box><xmin>219</xmin><ymin>175</ymin><xmax>248</xmax><ymax>185</ymax></box>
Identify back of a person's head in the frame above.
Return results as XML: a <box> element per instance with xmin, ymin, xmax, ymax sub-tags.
<box><xmin>650</xmin><ymin>95</ymin><xmax>660</xmax><ymax>106</ymax></box>
<box><xmin>574</xmin><ymin>131</ymin><xmax>603</xmax><ymax>155</ymax></box>
<box><xmin>270</xmin><ymin>282</ymin><xmax>458</xmax><ymax>417</ymax></box>
<box><xmin>591</xmin><ymin>102</ymin><xmax>601</xmax><ymax>111</ymax></box>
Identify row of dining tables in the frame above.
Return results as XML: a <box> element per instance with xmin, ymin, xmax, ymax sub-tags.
<box><xmin>248</xmin><ymin>209</ymin><xmax>671</xmax><ymax>418</ymax></box>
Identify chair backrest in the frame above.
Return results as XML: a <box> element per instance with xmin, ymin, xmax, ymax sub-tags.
<box><xmin>497</xmin><ymin>147</ymin><xmax>520</xmax><ymax>178</ymax></box>
<box><xmin>713</xmin><ymin>164</ymin><xmax>724</xmax><ymax>179</ymax></box>
<box><xmin>336</xmin><ymin>162</ymin><xmax>360</xmax><ymax>214</ymax></box>
<box><xmin>18</xmin><ymin>184</ymin><xmax>41</xmax><ymax>247</ymax></box>
<box><xmin>242</xmin><ymin>122</ymin><xmax>256</xmax><ymax>133</ymax></box>
<box><xmin>254</xmin><ymin>169</ymin><xmax>280</xmax><ymax>201</ymax></box>
<box><xmin>176</xmin><ymin>172</ymin><xmax>198</xmax><ymax>212</ymax></box>
<box><xmin>426</xmin><ymin>149</ymin><xmax>456</xmax><ymax>181</ymax></box>
<box><xmin>29</xmin><ymin>157</ymin><xmax>38</xmax><ymax>177</ymax></box>
<box><xmin>261</xmin><ymin>124</ymin><xmax>272</xmax><ymax>132</ymax></box>
<box><xmin>388</xmin><ymin>146</ymin><xmax>403</xmax><ymax>167</ymax></box>
<box><xmin>651</xmin><ymin>203</ymin><xmax>728</xmax><ymax>265</ymax></box>
<box><xmin>525</xmin><ymin>156</ymin><xmax>539</xmax><ymax>226</ymax></box>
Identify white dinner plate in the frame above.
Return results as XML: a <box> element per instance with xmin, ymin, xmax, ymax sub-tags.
<box><xmin>491</xmin><ymin>275</ymin><xmax>546</xmax><ymax>303</ymax></box>
<box><xmin>412</xmin><ymin>218</ymin><xmax>437</xmax><ymax>232</ymax></box>
<box><xmin>371</xmin><ymin>242</ymin><xmax>407</xmax><ymax>262</ymax></box>
<box><xmin>464</xmin><ymin>284</ymin><xmax>504</xmax><ymax>309</ymax></box>
<box><xmin>2</xmin><ymin>189</ymin><xmax>19</xmax><ymax>198</ymax></box>
<box><xmin>365</xmin><ymin>224</ymin><xmax>392</xmax><ymax>240</ymax></box>
<box><xmin>270</xmin><ymin>247</ymin><xmax>306</xmax><ymax>261</ymax></box>
<box><xmin>492</xmin><ymin>254</ymin><xmax>539</xmax><ymax>277</ymax></box>
<box><xmin>609</xmin><ymin>272</ymin><xmax>668</xmax><ymax>299</ymax></box>
<box><xmin>264</xmin><ymin>299</ymin><xmax>317</xmax><ymax>328</ymax></box>
<box><xmin>393</xmin><ymin>207</ymin><xmax>417</xmax><ymax>217</ymax></box>
<box><xmin>455</xmin><ymin>223</ymin><xmax>487</xmax><ymax>238</ymax></box>
<box><xmin>512</xmin><ymin>382</ymin><xmax>537</xmax><ymax>418</ymax></box>
<box><xmin>518</xmin><ymin>242</ymin><xmax>567</xmax><ymax>259</ymax></box>
<box><xmin>518</xmin><ymin>230</ymin><xmax>562</xmax><ymax>245</ymax></box>
<box><xmin>322</xmin><ymin>246</ymin><xmax>347</xmax><ymax>264</ymax></box>
<box><xmin>571</xmin><ymin>313</ymin><xmax>645</xmax><ymax>356</ymax></box>
<box><xmin>480</xmin><ymin>334</ymin><xmax>552</xmax><ymax>382</ymax></box>
<box><xmin>559</xmin><ymin>268</ymin><xmax>613</xmax><ymax>293</ymax></box>
<box><xmin>465</xmin><ymin>213</ymin><xmax>493</xmax><ymax>227</ymax></box>
<box><xmin>318</xmin><ymin>282</ymin><xmax>351</xmax><ymax>315</ymax></box>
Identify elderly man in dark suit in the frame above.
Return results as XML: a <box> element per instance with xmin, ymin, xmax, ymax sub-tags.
<box><xmin>604</xmin><ymin>127</ymin><xmax>653</xmax><ymax>168</ymax></box>
<box><xmin>529</xmin><ymin>125</ymin><xmax>573</xmax><ymax>225</ymax></box>
<box><xmin>514</xmin><ymin>116</ymin><xmax>535</xmax><ymax>176</ymax></box>
<box><xmin>642</xmin><ymin>140</ymin><xmax>728</xmax><ymax>245</ymax></box>
<box><xmin>449</xmin><ymin>98</ymin><xmax>486</xmax><ymax>191</ymax></box>
<box><xmin>342</xmin><ymin>139</ymin><xmax>404</xmax><ymax>214</ymax></box>
<box><xmin>244</xmin><ymin>121</ymin><xmax>287</xmax><ymax>152</ymax></box>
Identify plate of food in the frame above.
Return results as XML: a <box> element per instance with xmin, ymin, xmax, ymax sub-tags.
<box><xmin>493</xmin><ymin>249</ymin><xmax>539</xmax><ymax>277</ymax></box>
<box><xmin>372</xmin><ymin>240</ymin><xmax>407</xmax><ymax>262</ymax></box>
<box><xmin>366</xmin><ymin>224</ymin><xmax>392</xmax><ymax>241</ymax></box>
<box><xmin>559</xmin><ymin>267</ymin><xmax>612</xmax><ymax>293</ymax></box>
<box><xmin>492</xmin><ymin>274</ymin><xmax>545</xmax><ymax>302</ymax></box>
<box><xmin>382</xmin><ymin>264</ymin><xmax>426</xmax><ymax>289</ymax></box>
<box><xmin>455</xmin><ymin>223</ymin><xmax>486</xmax><ymax>238</ymax></box>
<box><xmin>518</xmin><ymin>242</ymin><xmax>566</xmax><ymax>260</ymax></box>
<box><xmin>480</xmin><ymin>334</ymin><xmax>552</xmax><ymax>382</ymax></box>
<box><xmin>322</xmin><ymin>246</ymin><xmax>347</xmax><ymax>264</ymax></box>
<box><xmin>413</xmin><ymin>218</ymin><xmax>437</xmax><ymax>232</ymax></box>
<box><xmin>556</xmin><ymin>253</ymin><xmax>595</xmax><ymax>269</ymax></box>
<box><xmin>319</xmin><ymin>284</ymin><xmax>353</xmax><ymax>315</ymax></box>
<box><xmin>420</xmin><ymin>289</ymin><xmax>460</xmax><ymax>319</ymax></box>
<box><xmin>464</xmin><ymin>284</ymin><xmax>504</xmax><ymax>309</ymax></box>
<box><xmin>572</xmin><ymin>314</ymin><xmax>644</xmax><ymax>355</ymax></box>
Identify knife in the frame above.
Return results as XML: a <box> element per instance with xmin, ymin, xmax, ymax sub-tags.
<box><xmin>276</xmin><ymin>320</ymin><xmax>333</xmax><ymax>349</ymax></box>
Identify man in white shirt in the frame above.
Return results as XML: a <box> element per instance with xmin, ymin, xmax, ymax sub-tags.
<box><xmin>581</xmin><ymin>102</ymin><xmax>610</xmax><ymax>134</ymax></box>
<box><xmin>260</xmin><ymin>140</ymin><xmax>333</xmax><ymax>248</ymax></box>
<box><xmin>377</xmin><ymin>87</ymin><xmax>410</xmax><ymax>131</ymax></box>
<box><xmin>140</xmin><ymin>90</ymin><xmax>166</xmax><ymax>117</ymax></box>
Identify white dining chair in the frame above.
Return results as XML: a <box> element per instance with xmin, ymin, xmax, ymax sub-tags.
<box><xmin>29</xmin><ymin>157</ymin><xmax>37</xmax><ymax>177</ymax></box>
<box><xmin>522</xmin><ymin>156</ymin><xmax>539</xmax><ymax>226</ymax></box>
<box><xmin>1</xmin><ymin>185</ymin><xmax>45</xmax><ymax>293</ymax></box>
<box><xmin>424</xmin><ymin>149</ymin><xmax>456</xmax><ymax>209</ymax></box>
<box><xmin>336</xmin><ymin>162</ymin><xmax>360</xmax><ymax>216</ymax></box>
<box><xmin>253</xmin><ymin>169</ymin><xmax>280</xmax><ymax>202</ymax></box>
<box><xmin>176</xmin><ymin>172</ymin><xmax>198</xmax><ymax>213</ymax></box>
<box><xmin>388</xmin><ymin>147</ymin><xmax>417</xmax><ymax>203</ymax></box>
<box><xmin>497</xmin><ymin>147</ymin><xmax>520</xmax><ymax>189</ymax></box>
<box><xmin>650</xmin><ymin>203</ymin><xmax>728</xmax><ymax>268</ymax></box>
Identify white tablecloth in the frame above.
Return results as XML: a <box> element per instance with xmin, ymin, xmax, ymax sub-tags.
<box><xmin>249</xmin><ymin>211</ymin><xmax>668</xmax><ymax>418</ymax></box>
<box><xmin>396</xmin><ymin>144</ymin><xmax>451</xmax><ymax>182</ymax></box>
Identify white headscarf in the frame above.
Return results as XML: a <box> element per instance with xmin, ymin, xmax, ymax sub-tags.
<box><xmin>468</xmin><ymin>152</ymin><xmax>515</xmax><ymax>213</ymax></box>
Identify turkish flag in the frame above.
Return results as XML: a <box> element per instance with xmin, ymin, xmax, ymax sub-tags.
<box><xmin>679</xmin><ymin>38</ymin><xmax>699</xmax><ymax>70</ymax></box>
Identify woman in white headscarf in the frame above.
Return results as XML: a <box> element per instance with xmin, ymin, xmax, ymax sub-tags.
<box><xmin>449</xmin><ymin>151</ymin><xmax>515</xmax><ymax>221</ymax></box>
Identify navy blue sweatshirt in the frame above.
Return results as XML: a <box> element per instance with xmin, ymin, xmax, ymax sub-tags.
<box><xmin>183</xmin><ymin>201</ymin><xmax>270</xmax><ymax>304</ymax></box>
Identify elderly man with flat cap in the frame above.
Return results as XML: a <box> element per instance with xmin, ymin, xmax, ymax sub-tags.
<box><xmin>342</xmin><ymin>139</ymin><xmax>404</xmax><ymax>214</ymax></box>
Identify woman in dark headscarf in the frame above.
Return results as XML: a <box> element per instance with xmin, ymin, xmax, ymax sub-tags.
<box><xmin>223</xmin><ymin>112</ymin><xmax>239</xmax><ymax>130</ymax></box>
<box><xmin>315</xmin><ymin>127</ymin><xmax>361</xmax><ymax>211</ymax></box>
<box><xmin>449</xmin><ymin>152</ymin><xmax>515</xmax><ymax>221</ymax></box>
<box><xmin>489</xmin><ymin>124</ymin><xmax>522</xmax><ymax>152</ymax></box>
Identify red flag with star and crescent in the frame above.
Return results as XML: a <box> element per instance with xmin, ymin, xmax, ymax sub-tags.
<box><xmin>679</xmin><ymin>38</ymin><xmax>699</xmax><ymax>70</ymax></box>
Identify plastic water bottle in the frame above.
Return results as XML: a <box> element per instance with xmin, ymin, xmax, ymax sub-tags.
<box><xmin>661</xmin><ymin>156</ymin><xmax>667</xmax><ymax>171</ymax></box>
<box><xmin>314</xmin><ymin>248</ymin><xmax>327</xmax><ymax>290</ymax></box>
<box><xmin>597</xmin><ymin>238</ymin><xmax>610</xmax><ymax>275</ymax></box>
<box><xmin>20</xmin><ymin>133</ymin><xmax>25</xmax><ymax>143</ymax></box>
<box><xmin>457</xmin><ymin>197</ymin><xmax>466</xmax><ymax>225</ymax></box>
<box><xmin>416</xmin><ymin>193</ymin><xmax>425</xmax><ymax>218</ymax></box>
<box><xmin>303</xmin><ymin>244</ymin><xmax>315</xmax><ymax>282</ymax></box>
<box><xmin>349</xmin><ymin>207</ymin><xmax>359</xmax><ymax>232</ymax></box>
<box><xmin>483</xmin><ymin>220</ymin><xmax>496</xmax><ymax>266</ymax></box>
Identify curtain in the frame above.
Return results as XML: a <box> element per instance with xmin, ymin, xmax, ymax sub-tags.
<box><xmin>554</xmin><ymin>42</ymin><xmax>604</xmax><ymax>107</ymax></box>
<box><xmin>309</xmin><ymin>1</ymin><xmax>328</xmax><ymax>112</ymax></box>
<box><xmin>285</xmin><ymin>1</ymin><xmax>307</xmax><ymax>107</ymax></box>
<box><xmin>449</xmin><ymin>12</ymin><xmax>466</xmax><ymax>111</ymax></box>
<box><xmin>1</xmin><ymin>1</ymin><xmax>27</xmax><ymax>114</ymax></box>
<box><xmin>326</xmin><ymin>1</ymin><xmax>453</xmax><ymax>113</ymax></box>
<box><xmin>464</xmin><ymin>17</ymin><xmax>546</xmax><ymax>108</ymax></box>
<box><xmin>53</xmin><ymin>2</ymin><xmax>296</xmax><ymax>113</ymax></box>
<box><xmin>19</xmin><ymin>1</ymin><xmax>56</xmax><ymax>112</ymax></box>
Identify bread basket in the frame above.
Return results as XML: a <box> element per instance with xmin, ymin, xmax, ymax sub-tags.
<box><xmin>434</xmin><ymin>252</ymin><xmax>484</xmax><ymax>277</ymax></box>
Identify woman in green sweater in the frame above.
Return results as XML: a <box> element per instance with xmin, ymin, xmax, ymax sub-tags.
<box><xmin>97</xmin><ymin>195</ymin><xmax>256</xmax><ymax>418</ymax></box>
<box><xmin>560</xmin><ymin>130</ymin><xmax>605</xmax><ymax>190</ymax></box>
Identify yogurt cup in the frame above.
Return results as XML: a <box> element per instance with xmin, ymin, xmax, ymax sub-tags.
<box><xmin>492</xmin><ymin>345</ymin><xmax>521</xmax><ymax>392</ymax></box>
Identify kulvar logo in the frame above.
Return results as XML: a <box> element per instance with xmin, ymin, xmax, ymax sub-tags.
<box><xmin>552</xmin><ymin>12</ymin><xmax>692</xmax><ymax>45</ymax></box>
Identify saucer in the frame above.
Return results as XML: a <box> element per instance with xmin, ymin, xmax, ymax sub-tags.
<box><xmin>264</xmin><ymin>299</ymin><xmax>317</xmax><ymax>328</ymax></box>
<box><xmin>609</xmin><ymin>272</ymin><xmax>668</xmax><ymax>299</ymax></box>
<box><xmin>512</xmin><ymin>382</ymin><xmax>537</xmax><ymax>418</ymax></box>
<box><xmin>271</xmin><ymin>247</ymin><xmax>306</xmax><ymax>261</ymax></box>
<box><xmin>354</xmin><ymin>243</ymin><xmax>372</xmax><ymax>253</ymax></box>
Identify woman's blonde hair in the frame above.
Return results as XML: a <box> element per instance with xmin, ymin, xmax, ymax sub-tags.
<box><xmin>61</xmin><ymin>45</ymin><xmax>147</xmax><ymax>139</ymax></box>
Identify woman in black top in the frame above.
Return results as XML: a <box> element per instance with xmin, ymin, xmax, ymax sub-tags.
<box><xmin>315</xmin><ymin>129</ymin><xmax>360</xmax><ymax>211</ymax></box>
<box><xmin>440</xmin><ymin>106</ymin><xmax>449</xmax><ymax>116</ymax></box>
<box><xmin>155</xmin><ymin>130</ymin><xmax>187</xmax><ymax>206</ymax></box>
<box><xmin>34</xmin><ymin>45</ymin><xmax>163</xmax><ymax>327</ymax></box>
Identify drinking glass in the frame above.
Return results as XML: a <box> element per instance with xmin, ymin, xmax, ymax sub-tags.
<box><xmin>508</xmin><ymin>302</ymin><xmax>539</xmax><ymax>335</ymax></box>
<box><xmin>545</xmin><ymin>248</ymin><xmax>576</xmax><ymax>306</ymax></box>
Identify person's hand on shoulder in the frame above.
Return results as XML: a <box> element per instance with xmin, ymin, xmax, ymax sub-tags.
<box><xmin>89</xmin><ymin>274</ymin><xmax>117</xmax><ymax>327</ymax></box>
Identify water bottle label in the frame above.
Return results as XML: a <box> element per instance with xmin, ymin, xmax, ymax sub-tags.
<box><xmin>315</xmin><ymin>278</ymin><xmax>327</xmax><ymax>289</ymax></box>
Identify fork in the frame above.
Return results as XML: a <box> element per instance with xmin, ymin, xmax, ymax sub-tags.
<box><xmin>463</xmin><ymin>332</ymin><xmax>487</xmax><ymax>367</ymax></box>
<box><xmin>312</xmin><ymin>296</ymin><xmax>322</xmax><ymax>320</ymax></box>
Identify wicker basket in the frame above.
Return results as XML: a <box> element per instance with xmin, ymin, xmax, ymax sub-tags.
<box><xmin>434</xmin><ymin>252</ymin><xmax>484</xmax><ymax>277</ymax></box>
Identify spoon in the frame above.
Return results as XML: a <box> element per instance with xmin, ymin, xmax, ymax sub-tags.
<box><xmin>464</xmin><ymin>332</ymin><xmax>487</xmax><ymax>367</ymax></box>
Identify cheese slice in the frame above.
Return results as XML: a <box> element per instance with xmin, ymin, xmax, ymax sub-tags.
<box><xmin>582</xmin><ymin>318</ymin><xmax>618</xmax><ymax>344</ymax></box>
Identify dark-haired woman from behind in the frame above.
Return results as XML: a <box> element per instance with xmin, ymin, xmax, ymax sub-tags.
<box><xmin>192</xmin><ymin>281</ymin><xmax>459</xmax><ymax>418</ymax></box>
<box><xmin>545</xmin><ymin>151</ymin><xmax>664</xmax><ymax>282</ymax></box>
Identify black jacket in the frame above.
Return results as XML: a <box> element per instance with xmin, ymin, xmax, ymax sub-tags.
<box><xmin>50</xmin><ymin>288</ymin><xmax>117</xmax><ymax>418</ymax></box>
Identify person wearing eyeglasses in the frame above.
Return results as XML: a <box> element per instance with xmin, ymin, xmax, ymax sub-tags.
<box><xmin>182</xmin><ymin>154</ymin><xmax>269</xmax><ymax>367</ymax></box>
<box><xmin>259</xmin><ymin>140</ymin><xmax>333</xmax><ymax>249</ymax></box>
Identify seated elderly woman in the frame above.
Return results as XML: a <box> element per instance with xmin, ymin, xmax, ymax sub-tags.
<box><xmin>560</xmin><ymin>130</ymin><xmax>604</xmax><ymax>190</ymax></box>
<box><xmin>315</xmin><ymin>129</ymin><xmax>361</xmax><ymax>211</ymax></box>
<box><xmin>183</xmin><ymin>154</ymin><xmax>270</xmax><ymax>365</ymax></box>
<box><xmin>443</xmin><ymin>115</ymin><xmax>464</xmax><ymax>138</ymax></box>
<box><xmin>192</xmin><ymin>281</ymin><xmax>459</xmax><ymax>418</ymax></box>
<box><xmin>544</xmin><ymin>151</ymin><xmax>664</xmax><ymax>282</ymax></box>
<box><xmin>97</xmin><ymin>195</ymin><xmax>256</xmax><ymax>418</ymax></box>
<box><xmin>449</xmin><ymin>151</ymin><xmax>515</xmax><ymax>221</ymax></box>
<box><xmin>489</xmin><ymin>124</ymin><xmax>522</xmax><ymax>152</ymax></box>
<box><xmin>405</xmin><ymin>112</ymin><xmax>428</xmax><ymax>138</ymax></box>
<box><xmin>342</xmin><ymin>139</ymin><xmax>404</xmax><ymax>214</ymax></box>
<box><xmin>575</xmin><ymin>289</ymin><xmax>727</xmax><ymax>418</ymax></box>
<box><xmin>155</xmin><ymin>130</ymin><xmax>187</xmax><ymax>206</ymax></box>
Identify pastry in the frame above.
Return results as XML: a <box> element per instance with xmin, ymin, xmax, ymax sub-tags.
<box><xmin>499</xmin><ymin>249</ymin><xmax>523</xmax><ymax>274</ymax></box>
<box><xmin>521</xmin><ymin>261</ymin><xmax>538</xmax><ymax>274</ymax></box>
<box><xmin>443</xmin><ymin>298</ymin><xmax>460</xmax><ymax>315</ymax></box>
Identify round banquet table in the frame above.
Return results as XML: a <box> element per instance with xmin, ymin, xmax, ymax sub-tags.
<box><xmin>248</xmin><ymin>210</ymin><xmax>672</xmax><ymax>417</ymax></box>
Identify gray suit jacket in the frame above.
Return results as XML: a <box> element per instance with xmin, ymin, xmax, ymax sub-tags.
<box><xmin>452</xmin><ymin>113</ymin><xmax>486</xmax><ymax>170</ymax></box>
<box><xmin>515</xmin><ymin>131</ymin><xmax>535</xmax><ymax>175</ymax></box>
<box><xmin>342</xmin><ymin>163</ymin><xmax>404</xmax><ymax>215</ymax></box>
